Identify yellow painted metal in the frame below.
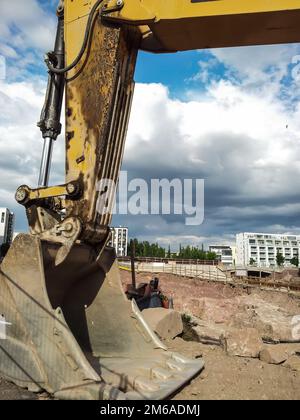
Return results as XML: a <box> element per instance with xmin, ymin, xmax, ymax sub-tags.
<box><xmin>106</xmin><ymin>0</ymin><xmax>300</xmax><ymax>21</ymax></box>
<box><xmin>65</xmin><ymin>2</ymin><xmax>90</xmax><ymax>74</ymax></box>
<box><xmin>104</xmin><ymin>0</ymin><xmax>300</xmax><ymax>50</ymax></box>
<box><xmin>64</xmin><ymin>1</ymin><xmax>99</xmax><ymax>223</ymax></box>
<box><xmin>28</xmin><ymin>185</ymin><xmax>68</xmax><ymax>201</ymax></box>
<box><xmin>65</xmin><ymin>0</ymin><xmax>94</xmax><ymax>24</ymax></box>
<box><xmin>119</xmin><ymin>265</ymin><xmax>132</xmax><ymax>272</ymax></box>
<box><xmin>64</xmin><ymin>0</ymin><xmax>139</xmax><ymax>241</ymax></box>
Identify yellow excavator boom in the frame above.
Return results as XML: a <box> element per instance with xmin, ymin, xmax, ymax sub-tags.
<box><xmin>105</xmin><ymin>0</ymin><xmax>300</xmax><ymax>51</ymax></box>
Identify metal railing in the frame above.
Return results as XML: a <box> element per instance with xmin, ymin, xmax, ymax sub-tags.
<box><xmin>118</xmin><ymin>256</ymin><xmax>219</xmax><ymax>266</ymax></box>
<box><xmin>119</xmin><ymin>261</ymin><xmax>300</xmax><ymax>294</ymax></box>
<box><xmin>119</xmin><ymin>260</ymin><xmax>227</xmax><ymax>282</ymax></box>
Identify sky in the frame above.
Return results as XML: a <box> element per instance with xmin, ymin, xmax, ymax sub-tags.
<box><xmin>1</xmin><ymin>0</ymin><xmax>300</xmax><ymax>250</ymax></box>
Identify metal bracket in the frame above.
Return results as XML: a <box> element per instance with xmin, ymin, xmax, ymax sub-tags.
<box><xmin>39</xmin><ymin>217</ymin><xmax>82</xmax><ymax>266</ymax></box>
<box><xmin>101</xmin><ymin>0</ymin><xmax>155</xmax><ymax>24</ymax></box>
<box><xmin>57</xmin><ymin>0</ymin><xmax>64</xmax><ymax>15</ymax></box>
<box><xmin>15</xmin><ymin>181</ymin><xmax>81</xmax><ymax>206</ymax></box>
<box><xmin>101</xmin><ymin>0</ymin><xmax>124</xmax><ymax>15</ymax></box>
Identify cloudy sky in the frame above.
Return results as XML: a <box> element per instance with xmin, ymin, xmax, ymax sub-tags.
<box><xmin>1</xmin><ymin>1</ymin><xmax>300</xmax><ymax>250</ymax></box>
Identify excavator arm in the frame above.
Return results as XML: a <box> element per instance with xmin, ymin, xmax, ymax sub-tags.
<box><xmin>1</xmin><ymin>0</ymin><xmax>300</xmax><ymax>400</ymax></box>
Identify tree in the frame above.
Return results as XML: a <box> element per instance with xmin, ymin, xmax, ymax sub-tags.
<box><xmin>176</xmin><ymin>245</ymin><xmax>217</xmax><ymax>261</ymax></box>
<box><xmin>167</xmin><ymin>245</ymin><xmax>171</xmax><ymax>258</ymax></box>
<box><xmin>127</xmin><ymin>239</ymin><xmax>218</xmax><ymax>261</ymax></box>
<box><xmin>206</xmin><ymin>251</ymin><xmax>218</xmax><ymax>261</ymax></box>
<box><xmin>276</xmin><ymin>252</ymin><xmax>285</xmax><ymax>267</ymax></box>
<box><xmin>127</xmin><ymin>238</ymin><xmax>166</xmax><ymax>258</ymax></box>
<box><xmin>290</xmin><ymin>256</ymin><xmax>299</xmax><ymax>267</ymax></box>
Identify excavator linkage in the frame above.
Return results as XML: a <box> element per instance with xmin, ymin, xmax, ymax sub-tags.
<box><xmin>0</xmin><ymin>234</ymin><xmax>204</xmax><ymax>400</ymax></box>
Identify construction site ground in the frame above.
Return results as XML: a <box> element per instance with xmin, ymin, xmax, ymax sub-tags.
<box><xmin>1</xmin><ymin>271</ymin><xmax>300</xmax><ymax>400</ymax></box>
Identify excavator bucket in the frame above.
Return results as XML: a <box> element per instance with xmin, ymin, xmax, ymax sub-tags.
<box><xmin>0</xmin><ymin>234</ymin><xmax>204</xmax><ymax>400</ymax></box>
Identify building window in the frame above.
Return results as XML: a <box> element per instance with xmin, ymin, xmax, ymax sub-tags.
<box><xmin>1</xmin><ymin>213</ymin><xmax>4</xmax><ymax>224</ymax></box>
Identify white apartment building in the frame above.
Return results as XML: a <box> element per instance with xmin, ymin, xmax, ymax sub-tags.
<box><xmin>236</xmin><ymin>232</ymin><xmax>300</xmax><ymax>268</ymax></box>
<box><xmin>209</xmin><ymin>245</ymin><xmax>235</xmax><ymax>266</ymax></box>
<box><xmin>109</xmin><ymin>227</ymin><xmax>128</xmax><ymax>257</ymax></box>
<box><xmin>0</xmin><ymin>208</ymin><xmax>15</xmax><ymax>246</ymax></box>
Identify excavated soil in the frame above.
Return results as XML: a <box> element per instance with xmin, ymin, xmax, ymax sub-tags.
<box><xmin>169</xmin><ymin>338</ymin><xmax>300</xmax><ymax>400</ymax></box>
<box><xmin>122</xmin><ymin>271</ymin><xmax>300</xmax><ymax>400</ymax></box>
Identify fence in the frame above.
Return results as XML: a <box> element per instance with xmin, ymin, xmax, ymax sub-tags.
<box><xmin>119</xmin><ymin>260</ymin><xmax>227</xmax><ymax>282</ymax></box>
<box><xmin>118</xmin><ymin>256</ymin><xmax>219</xmax><ymax>266</ymax></box>
<box><xmin>119</xmin><ymin>260</ymin><xmax>300</xmax><ymax>294</ymax></box>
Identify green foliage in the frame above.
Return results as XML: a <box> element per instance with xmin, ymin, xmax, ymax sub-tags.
<box><xmin>249</xmin><ymin>258</ymin><xmax>256</xmax><ymax>266</ymax></box>
<box><xmin>290</xmin><ymin>256</ymin><xmax>299</xmax><ymax>267</ymax></box>
<box><xmin>177</xmin><ymin>245</ymin><xmax>217</xmax><ymax>261</ymax></box>
<box><xmin>127</xmin><ymin>239</ymin><xmax>217</xmax><ymax>260</ymax></box>
<box><xmin>182</xmin><ymin>313</ymin><xmax>191</xmax><ymax>323</ymax></box>
<box><xmin>276</xmin><ymin>252</ymin><xmax>285</xmax><ymax>267</ymax></box>
<box><xmin>167</xmin><ymin>245</ymin><xmax>171</xmax><ymax>258</ymax></box>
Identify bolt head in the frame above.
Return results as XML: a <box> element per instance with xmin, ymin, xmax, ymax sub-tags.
<box><xmin>66</xmin><ymin>183</ymin><xmax>76</xmax><ymax>195</ymax></box>
<box><xmin>15</xmin><ymin>188</ymin><xmax>28</xmax><ymax>203</ymax></box>
<box><xmin>64</xmin><ymin>223</ymin><xmax>73</xmax><ymax>232</ymax></box>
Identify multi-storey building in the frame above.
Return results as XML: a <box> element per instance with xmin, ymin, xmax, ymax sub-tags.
<box><xmin>0</xmin><ymin>208</ymin><xmax>15</xmax><ymax>246</ymax></box>
<box><xmin>109</xmin><ymin>227</ymin><xmax>128</xmax><ymax>257</ymax></box>
<box><xmin>236</xmin><ymin>232</ymin><xmax>300</xmax><ymax>267</ymax></box>
<box><xmin>209</xmin><ymin>245</ymin><xmax>235</xmax><ymax>266</ymax></box>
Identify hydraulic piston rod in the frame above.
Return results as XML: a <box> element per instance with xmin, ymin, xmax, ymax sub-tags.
<box><xmin>38</xmin><ymin>137</ymin><xmax>54</xmax><ymax>187</ymax></box>
<box><xmin>37</xmin><ymin>1</ymin><xmax>65</xmax><ymax>187</ymax></box>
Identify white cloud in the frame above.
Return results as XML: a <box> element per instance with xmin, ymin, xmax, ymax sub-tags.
<box><xmin>194</xmin><ymin>44</ymin><xmax>300</xmax><ymax>100</ymax></box>
<box><xmin>0</xmin><ymin>0</ymin><xmax>56</xmax><ymax>81</ymax></box>
<box><xmin>127</xmin><ymin>80</ymin><xmax>300</xmax><ymax>198</ymax></box>
<box><xmin>122</xmin><ymin>76</ymin><xmax>300</xmax><ymax>245</ymax></box>
<box><xmin>0</xmin><ymin>79</ymin><xmax>65</xmax><ymax>226</ymax></box>
<box><xmin>0</xmin><ymin>0</ymin><xmax>56</xmax><ymax>53</ymax></box>
<box><xmin>213</xmin><ymin>44</ymin><xmax>296</xmax><ymax>79</ymax></box>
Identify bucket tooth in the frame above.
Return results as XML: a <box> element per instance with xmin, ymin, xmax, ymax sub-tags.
<box><xmin>151</xmin><ymin>367</ymin><xmax>173</xmax><ymax>381</ymax></box>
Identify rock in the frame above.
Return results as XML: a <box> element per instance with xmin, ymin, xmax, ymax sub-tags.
<box><xmin>232</xmin><ymin>296</ymin><xmax>300</xmax><ymax>344</ymax></box>
<box><xmin>142</xmin><ymin>308</ymin><xmax>183</xmax><ymax>339</ymax></box>
<box><xmin>245</xmin><ymin>301</ymin><xmax>297</xmax><ymax>343</ymax></box>
<box><xmin>259</xmin><ymin>344</ymin><xmax>300</xmax><ymax>365</ymax></box>
<box><xmin>192</xmin><ymin>322</ymin><xmax>226</xmax><ymax>346</ymax></box>
<box><xmin>223</xmin><ymin>328</ymin><xmax>263</xmax><ymax>358</ymax></box>
<box><xmin>283</xmin><ymin>355</ymin><xmax>300</xmax><ymax>371</ymax></box>
<box><xmin>195</xmin><ymin>297</ymin><xmax>235</xmax><ymax>324</ymax></box>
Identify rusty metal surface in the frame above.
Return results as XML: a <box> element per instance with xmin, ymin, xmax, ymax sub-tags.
<box><xmin>65</xmin><ymin>13</ymin><xmax>139</xmax><ymax>243</ymax></box>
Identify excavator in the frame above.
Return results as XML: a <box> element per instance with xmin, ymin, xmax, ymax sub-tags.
<box><xmin>1</xmin><ymin>0</ymin><xmax>300</xmax><ymax>400</ymax></box>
